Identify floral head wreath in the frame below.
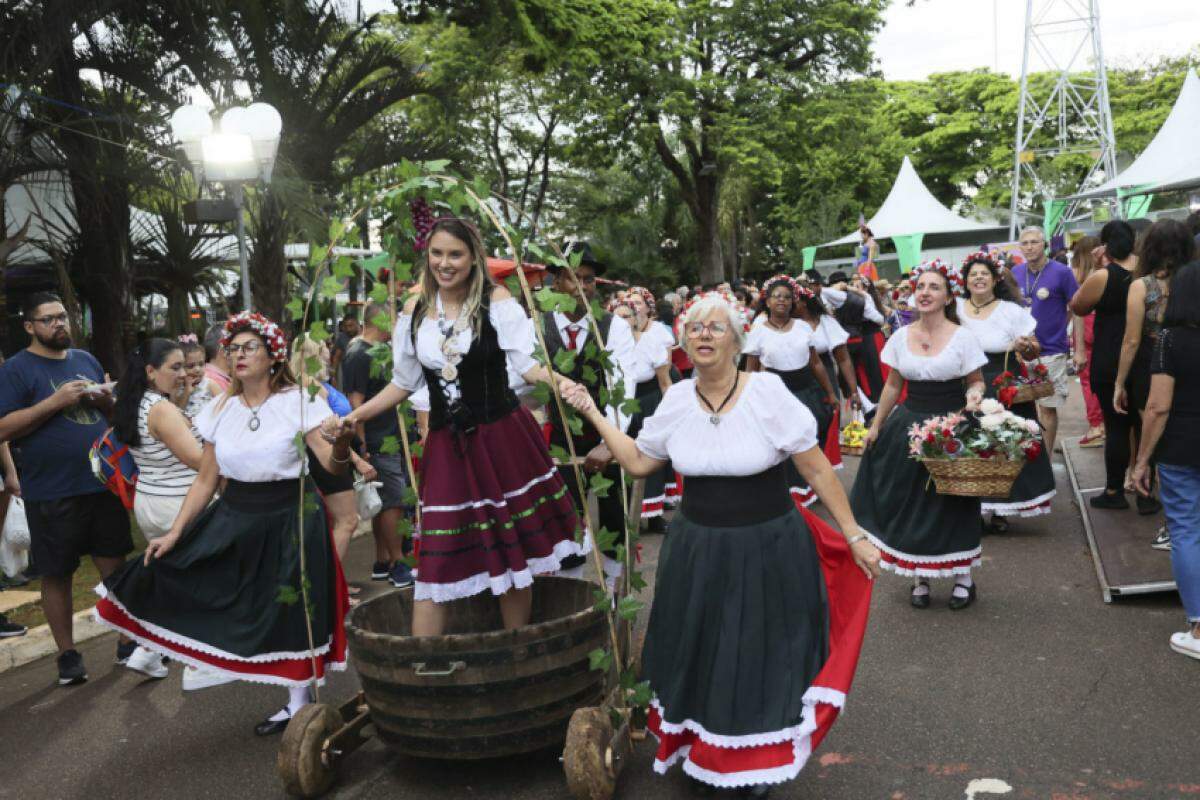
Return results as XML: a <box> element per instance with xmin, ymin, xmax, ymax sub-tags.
<box><xmin>606</xmin><ymin>290</ymin><xmax>633</xmax><ymax>314</ymax></box>
<box><xmin>762</xmin><ymin>274</ymin><xmax>812</xmax><ymax>302</ymax></box>
<box><xmin>626</xmin><ymin>286</ymin><xmax>656</xmax><ymax>309</ymax></box>
<box><xmin>177</xmin><ymin>333</ymin><xmax>199</xmax><ymax>344</ymax></box>
<box><xmin>220</xmin><ymin>311</ymin><xmax>289</xmax><ymax>363</ymax></box>
<box><xmin>907</xmin><ymin>258</ymin><xmax>964</xmax><ymax>295</ymax></box>
<box><xmin>957</xmin><ymin>251</ymin><xmax>1003</xmax><ymax>296</ymax></box>
<box><xmin>677</xmin><ymin>290</ymin><xmax>752</xmax><ymax>334</ymax></box>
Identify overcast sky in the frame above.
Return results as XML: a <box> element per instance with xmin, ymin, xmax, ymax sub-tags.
<box><xmin>874</xmin><ymin>0</ymin><xmax>1198</xmax><ymax>80</ymax></box>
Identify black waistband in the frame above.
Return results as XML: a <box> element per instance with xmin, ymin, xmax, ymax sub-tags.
<box><xmin>765</xmin><ymin>366</ymin><xmax>815</xmax><ymax>392</ymax></box>
<box><xmin>984</xmin><ymin>351</ymin><xmax>1014</xmax><ymax>373</ymax></box>
<box><xmin>903</xmin><ymin>379</ymin><xmax>966</xmax><ymax>413</ymax></box>
<box><xmin>679</xmin><ymin>462</ymin><xmax>793</xmax><ymax>527</ymax></box>
<box><xmin>223</xmin><ymin>479</ymin><xmax>305</xmax><ymax>513</ymax></box>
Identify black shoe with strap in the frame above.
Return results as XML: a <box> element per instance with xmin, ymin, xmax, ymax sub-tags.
<box><xmin>254</xmin><ymin>708</ymin><xmax>292</xmax><ymax>737</ymax></box>
<box><xmin>910</xmin><ymin>581</ymin><xmax>931</xmax><ymax>609</ymax></box>
<box><xmin>948</xmin><ymin>583</ymin><xmax>977</xmax><ymax>611</ymax></box>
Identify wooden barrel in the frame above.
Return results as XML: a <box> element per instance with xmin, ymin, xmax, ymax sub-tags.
<box><xmin>345</xmin><ymin>577</ymin><xmax>609</xmax><ymax>760</ymax></box>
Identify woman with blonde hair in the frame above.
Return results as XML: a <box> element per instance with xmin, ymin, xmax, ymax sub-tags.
<box><xmin>340</xmin><ymin>217</ymin><xmax>586</xmax><ymax>636</ymax></box>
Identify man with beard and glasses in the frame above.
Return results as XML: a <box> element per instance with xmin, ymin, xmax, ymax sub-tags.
<box><xmin>0</xmin><ymin>293</ymin><xmax>139</xmax><ymax>686</ymax></box>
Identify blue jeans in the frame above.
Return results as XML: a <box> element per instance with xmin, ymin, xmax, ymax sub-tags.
<box><xmin>1159</xmin><ymin>463</ymin><xmax>1200</xmax><ymax>622</ymax></box>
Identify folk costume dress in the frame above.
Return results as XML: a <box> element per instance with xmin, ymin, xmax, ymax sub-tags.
<box><xmin>850</xmin><ymin>327</ymin><xmax>989</xmax><ymax>576</ymax></box>
<box><xmin>638</xmin><ymin>373</ymin><xmax>872</xmax><ymax>788</ymax></box>
<box><xmin>958</xmin><ymin>298</ymin><xmax>1056</xmax><ymax>517</ymax></box>
<box><xmin>807</xmin><ymin>314</ymin><xmax>853</xmax><ymax>470</ymax></box>
<box><xmin>392</xmin><ymin>294</ymin><xmax>586</xmax><ymax>603</ymax></box>
<box><xmin>94</xmin><ymin>389</ymin><xmax>349</xmax><ymax>687</ymax></box>
<box><xmin>743</xmin><ymin>320</ymin><xmax>833</xmax><ymax>506</ymax></box>
<box><xmin>629</xmin><ymin>320</ymin><xmax>682</xmax><ymax>518</ymax></box>
<box><xmin>824</xmin><ymin>287</ymin><xmax>890</xmax><ymax>404</ymax></box>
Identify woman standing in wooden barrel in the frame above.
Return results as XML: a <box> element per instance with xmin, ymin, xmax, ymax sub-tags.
<box><xmin>342</xmin><ymin>217</ymin><xmax>586</xmax><ymax>636</ymax></box>
<box><xmin>564</xmin><ymin>293</ymin><xmax>879</xmax><ymax>797</ymax></box>
<box><xmin>850</xmin><ymin>261</ymin><xmax>989</xmax><ymax>609</ymax></box>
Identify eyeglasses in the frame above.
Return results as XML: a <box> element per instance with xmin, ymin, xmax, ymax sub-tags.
<box><xmin>685</xmin><ymin>321</ymin><xmax>731</xmax><ymax>338</ymax></box>
<box><xmin>224</xmin><ymin>341</ymin><xmax>264</xmax><ymax>356</ymax></box>
<box><xmin>30</xmin><ymin>313</ymin><xmax>69</xmax><ymax>326</ymax></box>
<box><xmin>768</xmin><ymin>292</ymin><xmax>792</xmax><ymax>301</ymax></box>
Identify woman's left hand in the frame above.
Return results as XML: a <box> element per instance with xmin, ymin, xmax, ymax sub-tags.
<box><xmin>1113</xmin><ymin>385</ymin><xmax>1128</xmax><ymax>415</ymax></box>
<box><xmin>353</xmin><ymin>453</ymin><xmax>378</xmax><ymax>482</ymax></box>
<box><xmin>850</xmin><ymin>536</ymin><xmax>881</xmax><ymax>579</ymax></box>
<box><xmin>965</xmin><ymin>389</ymin><xmax>984</xmax><ymax>412</ymax></box>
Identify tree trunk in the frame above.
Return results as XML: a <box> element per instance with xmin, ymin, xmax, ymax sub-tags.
<box><xmin>167</xmin><ymin>285</ymin><xmax>190</xmax><ymax>335</ymax></box>
<box><xmin>248</xmin><ymin>188</ymin><xmax>287</xmax><ymax>322</ymax></box>
<box><xmin>695</xmin><ymin>173</ymin><xmax>724</xmax><ymax>285</ymax></box>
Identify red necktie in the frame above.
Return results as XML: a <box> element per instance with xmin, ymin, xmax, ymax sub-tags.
<box><xmin>566</xmin><ymin>325</ymin><xmax>581</xmax><ymax>351</ymax></box>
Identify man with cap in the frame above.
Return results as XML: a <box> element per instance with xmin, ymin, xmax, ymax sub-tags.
<box><xmin>545</xmin><ymin>242</ymin><xmax>651</xmax><ymax>586</ymax></box>
<box><xmin>821</xmin><ymin>271</ymin><xmax>889</xmax><ymax>404</ymax></box>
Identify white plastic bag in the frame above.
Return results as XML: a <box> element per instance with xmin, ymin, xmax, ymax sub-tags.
<box><xmin>354</xmin><ymin>478</ymin><xmax>383</xmax><ymax>521</ymax></box>
<box><xmin>0</xmin><ymin>497</ymin><xmax>30</xmax><ymax>578</ymax></box>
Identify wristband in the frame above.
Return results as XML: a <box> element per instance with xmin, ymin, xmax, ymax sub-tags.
<box><xmin>847</xmin><ymin>533</ymin><xmax>867</xmax><ymax>546</ymax></box>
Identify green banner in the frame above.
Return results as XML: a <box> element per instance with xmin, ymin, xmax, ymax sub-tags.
<box><xmin>1042</xmin><ymin>199</ymin><xmax>1069</xmax><ymax>236</ymax></box>
<box><xmin>801</xmin><ymin>246</ymin><xmax>817</xmax><ymax>272</ymax></box>
<box><xmin>892</xmin><ymin>233</ymin><xmax>924</xmax><ymax>273</ymax></box>
<box><xmin>1117</xmin><ymin>185</ymin><xmax>1155</xmax><ymax>220</ymax></box>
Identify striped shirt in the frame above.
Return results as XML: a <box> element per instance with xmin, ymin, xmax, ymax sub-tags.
<box><xmin>130</xmin><ymin>392</ymin><xmax>199</xmax><ymax>498</ymax></box>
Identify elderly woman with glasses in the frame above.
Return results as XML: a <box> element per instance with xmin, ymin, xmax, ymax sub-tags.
<box><xmin>563</xmin><ymin>292</ymin><xmax>879</xmax><ymax>797</ymax></box>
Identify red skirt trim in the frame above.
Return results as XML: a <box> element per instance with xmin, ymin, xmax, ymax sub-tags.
<box><xmin>823</xmin><ymin>406</ymin><xmax>843</xmax><ymax>469</ymax></box>
<box><xmin>648</xmin><ymin>503</ymin><xmax>873</xmax><ymax>787</ymax></box>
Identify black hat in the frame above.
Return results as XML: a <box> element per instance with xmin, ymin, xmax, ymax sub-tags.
<box><xmin>551</xmin><ymin>240</ymin><xmax>607</xmax><ymax>276</ymax></box>
<box><xmin>826</xmin><ymin>270</ymin><xmax>849</xmax><ymax>286</ymax></box>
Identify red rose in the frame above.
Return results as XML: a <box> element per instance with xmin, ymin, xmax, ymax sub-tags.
<box><xmin>977</xmin><ymin>448</ymin><xmax>995</xmax><ymax>459</ymax></box>
<box><xmin>992</xmin><ymin>374</ymin><xmax>1005</xmax><ymax>387</ymax></box>
<box><xmin>1024</xmin><ymin>441</ymin><xmax>1043</xmax><ymax>462</ymax></box>
<box><xmin>944</xmin><ymin>439</ymin><xmax>962</xmax><ymax>455</ymax></box>
<box><xmin>941</xmin><ymin>429</ymin><xmax>952</xmax><ymax>438</ymax></box>
<box><xmin>998</xmin><ymin>386</ymin><xmax>1018</xmax><ymax>406</ymax></box>
<box><xmin>1019</xmin><ymin>363</ymin><xmax>1029</xmax><ymax>379</ymax></box>
<box><xmin>925</xmin><ymin>433</ymin><xmax>936</xmax><ymax>444</ymax></box>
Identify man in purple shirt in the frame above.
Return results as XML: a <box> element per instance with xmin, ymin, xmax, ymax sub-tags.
<box><xmin>1011</xmin><ymin>226</ymin><xmax>1079</xmax><ymax>456</ymax></box>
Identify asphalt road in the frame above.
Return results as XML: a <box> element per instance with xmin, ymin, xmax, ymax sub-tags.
<box><xmin>1</xmin><ymin>393</ymin><xmax>1196</xmax><ymax>800</ymax></box>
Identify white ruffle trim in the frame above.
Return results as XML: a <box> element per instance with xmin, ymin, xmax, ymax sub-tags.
<box><xmin>422</xmin><ymin>467</ymin><xmax>559</xmax><ymax>513</ymax></box>
<box><xmin>556</xmin><ymin>555</ymin><xmax>624</xmax><ymax>592</ymax></box>
<box><xmin>863</xmin><ymin>532</ymin><xmax>982</xmax><ymax>578</ymax></box>
<box><xmin>95</xmin><ymin>584</ymin><xmax>336</xmax><ymax>663</ymax></box>
<box><xmin>650</xmin><ymin>686</ymin><xmax>846</xmax><ymax>788</ymax></box>
<box><xmin>981</xmin><ymin>489</ymin><xmax>1056</xmax><ymax>517</ymax></box>
<box><xmin>789</xmin><ymin>487</ymin><xmax>817</xmax><ymax>508</ymax></box>
<box><xmin>413</xmin><ymin>535</ymin><xmax>591</xmax><ymax>603</ymax></box>
<box><xmin>93</xmin><ymin>594</ymin><xmax>345</xmax><ymax>689</ymax></box>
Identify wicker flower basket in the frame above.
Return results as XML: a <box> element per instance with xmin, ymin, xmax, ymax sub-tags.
<box><xmin>841</xmin><ymin>443</ymin><xmax>864</xmax><ymax>456</ymax></box>
<box><xmin>1012</xmin><ymin>381</ymin><xmax>1054</xmax><ymax>404</ymax></box>
<box><xmin>920</xmin><ymin>457</ymin><xmax>1024</xmax><ymax>498</ymax></box>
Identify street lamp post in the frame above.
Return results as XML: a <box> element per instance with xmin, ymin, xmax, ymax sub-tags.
<box><xmin>170</xmin><ymin>102</ymin><xmax>282</xmax><ymax>312</ymax></box>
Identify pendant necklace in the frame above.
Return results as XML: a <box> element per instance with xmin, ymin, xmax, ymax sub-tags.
<box><xmin>968</xmin><ymin>296</ymin><xmax>995</xmax><ymax>316</ymax></box>
<box><xmin>695</xmin><ymin>373</ymin><xmax>739</xmax><ymax>426</ymax></box>
<box><xmin>246</xmin><ymin>397</ymin><xmax>266</xmax><ymax>431</ymax></box>
<box><xmin>435</xmin><ymin>293</ymin><xmax>470</xmax><ymax>382</ymax></box>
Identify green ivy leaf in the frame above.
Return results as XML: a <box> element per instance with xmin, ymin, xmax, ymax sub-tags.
<box><xmin>332</xmin><ymin>255</ymin><xmax>356</xmax><ymax>279</ymax></box>
<box><xmin>321</xmin><ymin>275</ymin><xmax>344</xmax><ymax>296</ymax></box>
<box><xmin>587</xmin><ymin>647</ymin><xmax>612</xmax><ymax>672</ymax></box>
<box><xmin>567</xmin><ymin>414</ymin><xmax>584</xmax><ymax>436</ymax></box>
<box><xmin>548</xmin><ymin>444</ymin><xmax>569</xmax><ymax>462</ymax></box>
<box><xmin>593</xmin><ymin>526</ymin><xmax>619</xmax><ymax>553</ymax></box>
<box><xmin>276</xmin><ymin>585</ymin><xmax>300</xmax><ymax>605</ymax></box>
<box><xmin>379</xmin><ymin>435</ymin><xmax>401</xmax><ymax>455</ymax></box>
<box><xmin>589</xmin><ymin>472</ymin><xmax>615</xmax><ymax>499</ymax></box>
<box><xmin>285</xmin><ymin>297</ymin><xmax>304</xmax><ymax>320</ymax></box>
<box><xmin>617</xmin><ymin>595</ymin><xmax>644</xmax><ymax>621</ymax></box>
<box><xmin>309</xmin><ymin>321</ymin><xmax>330</xmax><ymax>343</ymax></box>
<box><xmin>309</xmin><ymin>244</ymin><xmax>329</xmax><ymax>267</ymax></box>
<box><xmin>535</xmin><ymin>287</ymin><xmax>576</xmax><ymax>314</ymax></box>
<box><xmin>580</xmin><ymin>365</ymin><xmax>597</xmax><ymax>384</ymax></box>
<box><xmin>552</xmin><ymin>348</ymin><xmax>577</xmax><ymax>373</ymax></box>
<box><xmin>629</xmin><ymin>570</ymin><xmax>648</xmax><ymax>592</ymax></box>
<box><xmin>368</xmin><ymin>283</ymin><xmax>390</xmax><ymax>303</ymax></box>
<box><xmin>629</xmin><ymin>679</ymin><xmax>653</xmax><ymax>708</ymax></box>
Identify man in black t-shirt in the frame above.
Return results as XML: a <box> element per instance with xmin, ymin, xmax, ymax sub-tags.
<box><xmin>330</xmin><ymin>314</ymin><xmax>361</xmax><ymax>389</ymax></box>
<box><xmin>342</xmin><ymin>304</ymin><xmax>413</xmax><ymax>587</ymax></box>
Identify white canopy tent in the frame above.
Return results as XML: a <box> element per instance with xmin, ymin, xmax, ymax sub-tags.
<box><xmin>821</xmin><ymin>156</ymin><xmax>996</xmax><ymax>247</ymax></box>
<box><xmin>1070</xmin><ymin>69</ymin><xmax>1200</xmax><ymax>200</ymax></box>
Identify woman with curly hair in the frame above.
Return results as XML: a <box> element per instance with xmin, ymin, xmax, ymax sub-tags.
<box><xmin>95</xmin><ymin>312</ymin><xmax>357</xmax><ymax>736</ymax></box>
<box><xmin>957</xmin><ymin>252</ymin><xmax>1055</xmax><ymax>530</ymax></box>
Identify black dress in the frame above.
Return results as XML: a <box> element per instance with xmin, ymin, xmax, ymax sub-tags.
<box><xmin>850</xmin><ymin>328</ymin><xmax>988</xmax><ymax>577</ymax></box>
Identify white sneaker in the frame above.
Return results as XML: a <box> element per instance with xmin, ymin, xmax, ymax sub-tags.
<box><xmin>124</xmin><ymin>646</ymin><xmax>169</xmax><ymax>679</ymax></box>
<box><xmin>1151</xmin><ymin>526</ymin><xmax>1171</xmax><ymax>551</ymax></box>
<box><xmin>181</xmin><ymin>664</ymin><xmax>234</xmax><ymax>691</ymax></box>
<box><xmin>1169</xmin><ymin>630</ymin><xmax>1200</xmax><ymax>661</ymax></box>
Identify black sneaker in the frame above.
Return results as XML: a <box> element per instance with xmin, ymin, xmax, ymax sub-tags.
<box><xmin>0</xmin><ymin>614</ymin><xmax>26</xmax><ymax>638</ymax></box>
<box><xmin>1152</xmin><ymin>526</ymin><xmax>1171</xmax><ymax>551</ymax></box>
<box><xmin>115</xmin><ymin>639</ymin><xmax>137</xmax><ymax>664</ymax></box>
<box><xmin>389</xmin><ymin>561</ymin><xmax>414</xmax><ymax>588</ymax></box>
<box><xmin>1089</xmin><ymin>491</ymin><xmax>1129</xmax><ymax>510</ymax></box>
<box><xmin>57</xmin><ymin>649</ymin><xmax>87</xmax><ymax>686</ymax></box>
<box><xmin>1136</xmin><ymin>494</ymin><xmax>1162</xmax><ymax>516</ymax></box>
<box><xmin>370</xmin><ymin>561</ymin><xmax>391</xmax><ymax>581</ymax></box>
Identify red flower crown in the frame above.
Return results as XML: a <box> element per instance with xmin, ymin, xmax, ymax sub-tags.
<box><xmin>677</xmin><ymin>290</ymin><xmax>752</xmax><ymax>334</ymax></box>
<box><xmin>763</xmin><ymin>274</ymin><xmax>813</xmax><ymax>302</ymax></box>
<box><xmin>907</xmin><ymin>258</ymin><xmax>964</xmax><ymax>295</ymax></box>
<box><xmin>221</xmin><ymin>311</ymin><xmax>289</xmax><ymax>363</ymax></box>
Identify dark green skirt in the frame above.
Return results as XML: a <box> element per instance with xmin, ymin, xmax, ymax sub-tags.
<box><xmin>643</xmin><ymin>508</ymin><xmax>829</xmax><ymax>737</ymax></box>
<box><xmin>95</xmin><ymin>479</ymin><xmax>348</xmax><ymax>687</ymax></box>
<box><xmin>850</xmin><ymin>401</ymin><xmax>982</xmax><ymax>577</ymax></box>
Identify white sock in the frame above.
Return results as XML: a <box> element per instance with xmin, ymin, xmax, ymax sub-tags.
<box><xmin>952</xmin><ymin>574</ymin><xmax>974</xmax><ymax>597</ymax></box>
<box><xmin>269</xmin><ymin>686</ymin><xmax>313</xmax><ymax>721</ymax></box>
<box><xmin>911</xmin><ymin>580</ymin><xmax>930</xmax><ymax>597</ymax></box>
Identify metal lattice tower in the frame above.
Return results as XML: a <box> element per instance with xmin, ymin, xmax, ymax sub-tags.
<box><xmin>1008</xmin><ymin>0</ymin><xmax>1119</xmax><ymax>238</ymax></box>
